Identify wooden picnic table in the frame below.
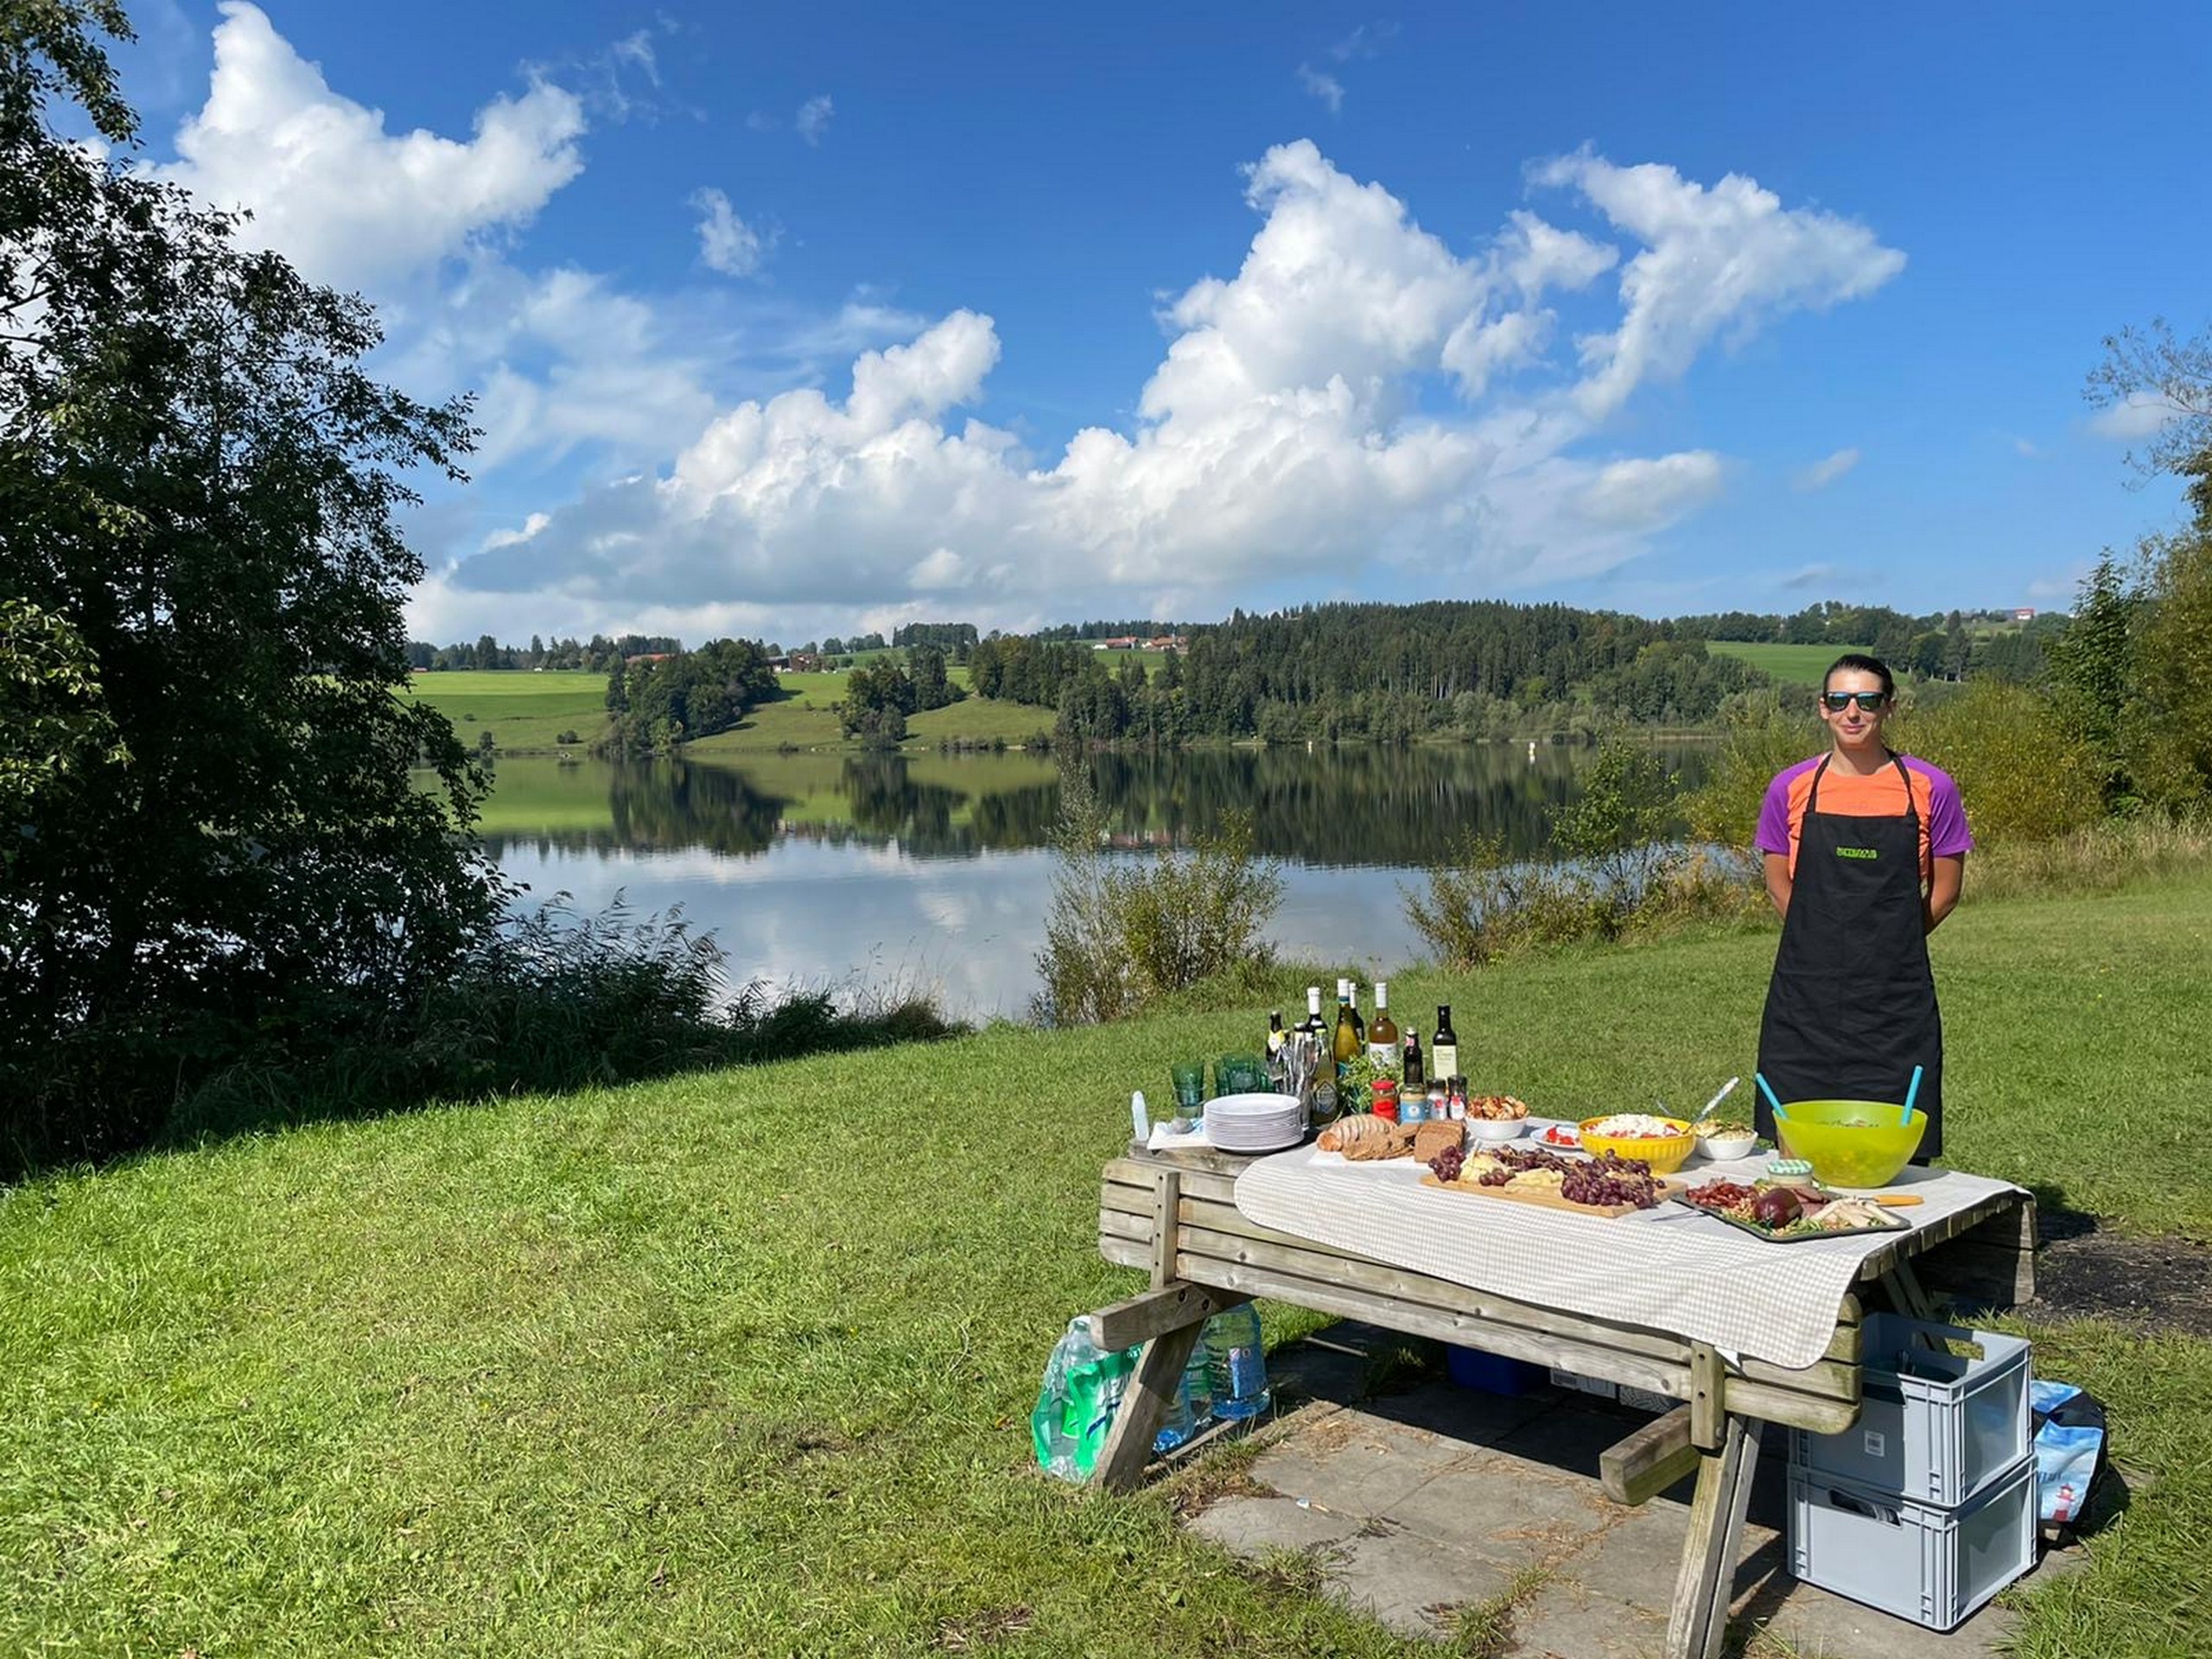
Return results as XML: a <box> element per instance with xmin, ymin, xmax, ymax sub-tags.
<box><xmin>1087</xmin><ymin>1143</ymin><xmax>2036</xmax><ymax>1659</ymax></box>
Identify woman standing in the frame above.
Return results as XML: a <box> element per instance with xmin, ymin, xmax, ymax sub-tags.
<box><xmin>1754</xmin><ymin>655</ymin><xmax>1972</xmax><ymax>1159</ymax></box>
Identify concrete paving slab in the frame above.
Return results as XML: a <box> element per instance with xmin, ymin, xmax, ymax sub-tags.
<box><xmin>1313</xmin><ymin>1525</ymin><xmax>1526</xmax><ymax>1640</ymax></box>
<box><xmin>1361</xmin><ymin>1376</ymin><xmax>1560</xmax><ymax>1445</ymax></box>
<box><xmin>1194</xmin><ymin>1337</ymin><xmax>2070</xmax><ymax>1659</ymax></box>
<box><xmin>1186</xmin><ymin>1491</ymin><xmax>1364</xmax><ymax>1558</ymax></box>
<box><xmin>1389</xmin><ymin>1449</ymin><xmax>1623</xmax><ymax>1561</ymax></box>
<box><xmin>1249</xmin><ymin>1407</ymin><xmax>1477</xmax><ymax>1523</ymax></box>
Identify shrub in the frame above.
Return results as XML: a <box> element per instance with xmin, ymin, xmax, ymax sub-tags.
<box><xmin>6</xmin><ymin>896</ymin><xmax>953</xmax><ymax>1173</ymax></box>
<box><xmin>1899</xmin><ymin>680</ymin><xmax>2101</xmax><ymax>847</ymax></box>
<box><xmin>556</xmin><ymin>728</ymin><xmax>582</xmax><ymax>746</ymax></box>
<box><xmin>1034</xmin><ymin>767</ymin><xmax>1285</xmax><ymax>1024</ymax></box>
<box><xmin>1400</xmin><ymin>835</ymin><xmax>1599</xmax><ymax>968</ymax></box>
<box><xmin>1687</xmin><ymin>700</ymin><xmax>1817</xmax><ymax>849</ymax></box>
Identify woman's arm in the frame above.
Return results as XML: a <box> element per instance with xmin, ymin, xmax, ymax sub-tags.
<box><xmin>1925</xmin><ymin>854</ymin><xmax>1965</xmax><ymax>933</ymax></box>
<box><xmin>1764</xmin><ymin>852</ymin><xmax>1793</xmax><ymax>918</ymax></box>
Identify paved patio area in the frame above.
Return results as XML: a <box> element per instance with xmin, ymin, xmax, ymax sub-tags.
<box><xmin>1183</xmin><ymin>1322</ymin><xmax>2084</xmax><ymax>1658</ymax></box>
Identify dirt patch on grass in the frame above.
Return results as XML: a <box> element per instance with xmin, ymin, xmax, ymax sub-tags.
<box><xmin>935</xmin><ymin>1605</ymin><xmax>1033</xmax><ymax>1650</ymax></box>
<box><xmin>2025</xmin><ymin>1217</ymin><xmax>2212</xmax><ymax>1338</ymax></box>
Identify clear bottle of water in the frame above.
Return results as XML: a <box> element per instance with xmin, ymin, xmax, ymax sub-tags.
<box><xmin>1032</xmin><ymin>1318</ymin><xmax>1138</xmax><ymax>1482</ymax></box>
<box><xmin>1205</xmin><ymin>1304</ymin><xmax>1271</xmax><ymax>1420</ymax></box>
<box><xmin>1152</xmin><ymin>1339</ymin><xmax>1217</xmax><ymax>1452</ymax></box>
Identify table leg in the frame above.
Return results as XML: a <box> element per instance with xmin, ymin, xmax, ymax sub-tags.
<box><xmin>1880</xmin><ymin>1259</ymin><xmax>1939</xmax><ymax>1320</ymax></box>
<box><xmin>1664</xmin><ymin>1414</ymin><xmax>1764</xmax><ymax>1659</ymax></box>
<box><xmin>1090</xmin><ymin>1319</ymin><xmax>1204</xmax><ymax>1493</ymax></box>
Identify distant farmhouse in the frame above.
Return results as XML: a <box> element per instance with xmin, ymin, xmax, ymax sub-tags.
<box><xmin>1092</xmin><ymin>633</ymin><xmax>1188</xmax><ymax>652</ymax></box>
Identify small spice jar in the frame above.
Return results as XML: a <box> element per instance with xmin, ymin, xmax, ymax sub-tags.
<box><xmin>1368</xmin><ymin>1079</ymin><xmax>1399</xmax><ymax>1122</ymax></box>
<box><xmin>1429</xmin><ymin>1086</ymin><xmax>1452</xmax><ymax>1121</ymax></box>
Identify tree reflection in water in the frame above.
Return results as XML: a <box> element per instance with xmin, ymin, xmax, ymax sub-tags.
<box><xmin>472</xmin><ymin>744</ymin><xmax>1710</xmax><ymax>869</ymax></box>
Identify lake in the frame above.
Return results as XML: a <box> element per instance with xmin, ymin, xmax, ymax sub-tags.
<box><xmin>470</xmin><ymin>743</ymin><xmax>1710</xmax><ymax>1021</ymax></box>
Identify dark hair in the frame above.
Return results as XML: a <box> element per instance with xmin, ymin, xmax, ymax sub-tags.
<box><xmin>1823</xmin><ymin>652</ymin><xmax>1894</xmax><ymax>700</ymax></box>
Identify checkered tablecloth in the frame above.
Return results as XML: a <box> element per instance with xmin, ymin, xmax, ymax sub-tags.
<box><xmin>1231</xmin><ymin>1144</ymin><xmax>2024</xmax><ymax>1370</ymax></box>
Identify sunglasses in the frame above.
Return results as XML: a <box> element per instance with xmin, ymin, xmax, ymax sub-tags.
<box><xmin>1821</xmin><ymin>691</ymin><xmax>1889</xmax><ymax>713</ymax></box>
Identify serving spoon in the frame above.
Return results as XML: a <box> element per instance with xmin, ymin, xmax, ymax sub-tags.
<box><xmin>1693</xmin><ymin>1076</ymin><xmax>1741</xmax><ymax>1122</ymax></box>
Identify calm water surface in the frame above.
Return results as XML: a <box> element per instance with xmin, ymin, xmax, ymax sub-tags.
<box><xmin>472</xmin><ymin>744</ymin><xmax>1709</xmax><ymax>1020</ymax></box>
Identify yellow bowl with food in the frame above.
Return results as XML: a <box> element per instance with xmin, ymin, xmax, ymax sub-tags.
<box><xmin>1579</xmin><ymin>1113</ymin><xmax>1698</xmax><ymax>1174</ymax></box>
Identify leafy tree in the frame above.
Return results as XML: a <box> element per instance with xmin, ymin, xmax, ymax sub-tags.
<box><xmin>2131</xmin><ymin>526</ymin><xmax>2212</xmax><ymax>805</ymax></box>
<box><xmin>2087</xmin><ymin>319</ymin><xmax>2212</xmax><ymax>524</ymax></box>
<box><xmin>1</xmin><ymin>3</ymin><xmax>500</xmax><ymax>1163</ymax></box>
<box><xmin>908</xmin><ymin>642</ymin><xmax>959</xmax><ymax>710</ymax></box>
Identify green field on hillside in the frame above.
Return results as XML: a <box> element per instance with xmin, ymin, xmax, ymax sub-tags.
<box><xmin>1703</xmin><ymin>641</ymin><xmax>1867</xmax><ymax>684</ymax></box>
<box><xmin>3</xmin><ymin>872</ymin><xmax>2208</xmax><ymax>1655</ymax></box>
<box><xmin>404</xmin><ymin>670</ymin><xmax>608</xmax><ymax>752</ymax></box>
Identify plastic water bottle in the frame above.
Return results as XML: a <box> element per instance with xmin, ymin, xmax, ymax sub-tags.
<box><xmin>1204</xmin><ymin>1304</ymin><xmax>1271</xmax><ymax>1420</ymax></box>
<box><xmin>1031</xmin><ymin>1318</ymin><xmax>1138</xmax><ymax>1482</ymax></box>
<box><xmin>1152</xmin><ymin>1341</ymin><xmax>1217</xmax><ymax>1453</ymax></box>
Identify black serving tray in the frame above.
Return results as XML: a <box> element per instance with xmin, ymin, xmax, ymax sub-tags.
<box><xmin>1669</xmin><ymin>1192</ymin><xmax>1907</xmax><ymax>1243</ymax></box>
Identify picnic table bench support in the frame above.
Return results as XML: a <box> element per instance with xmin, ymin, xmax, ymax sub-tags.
<box><xmin>1089</xmin><ymin>1170</ymin><xmax>1256</xmax><ymax>1493</ymax></box>
<box><xmin>1663</xmin><ymin>1412</ymin><xmax>1764</xmax><ymax>1659</ymax></box>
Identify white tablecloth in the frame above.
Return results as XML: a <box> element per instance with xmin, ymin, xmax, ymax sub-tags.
<box><xmin>1230</xmin><ymin>1144</ymin><xmax>2025</xmax><ymax>1370</ymax></box>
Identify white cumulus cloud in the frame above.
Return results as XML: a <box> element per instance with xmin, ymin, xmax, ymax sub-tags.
<box><xmin>153</xmin><ymin>2</ymin><xmax>583</xmax><ymax>289</ymax></box>
<box><xmin>1794</xmin><ymin>447</ymin><xmax>1860</xmax><ymax>491</ymax></box>
<box><xmin>690</xmin><ymin>187</ymin><xmax>767</xmax><ymax>276</ymax></box>
<box><xmin>1296</xmin><ymin>65</ymin><xmax>1344</xmax><ymax>113</ymax></box>
<box><xmin>439</xmin><ymin>141</ymin><xmax>1900</xmax><ymax>638</ymax></box>
<box><xmin>1529</xmin><ymin>149</ymin><xmax>1905</xmax><ymax>418</ymax></box>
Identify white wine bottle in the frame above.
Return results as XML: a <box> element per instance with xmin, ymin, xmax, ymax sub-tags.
<box><xmin>1367</xmin><ymin>982</ymin><xmax>1399</xmax><ymax>1071</ymax></box>
<box><xmin>1431</xmin><ymin>1004</ymin><xmax>1459</xmax><ymax>1084</ymax></box>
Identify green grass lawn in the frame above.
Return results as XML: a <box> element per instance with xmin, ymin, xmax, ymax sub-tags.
<box><xmin>3</xmin><ymin>876</ymin><xmax>2208</xmax><ymax>1655</ymax></box>
<box><xmin>404</xmin><ymin>670</ymin><xmax>610</xmax><ymax>753</ymax></box>
<box><xmin>1704</xmin><ymin>641</ymin><xmax>1868</xmax><ymax>685</ymax></box>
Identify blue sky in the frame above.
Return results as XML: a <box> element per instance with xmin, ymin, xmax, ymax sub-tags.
<box><xmin>114</xmin><ymin>1</ymin><xmax>2209</xmax><ymax>645</ymax></box>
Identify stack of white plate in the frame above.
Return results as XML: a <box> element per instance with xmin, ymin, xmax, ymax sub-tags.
<box><xmin>1204</xmin><ymin>1091</ymin><xmax>1307</xmax><ymax>1154</ymax></box>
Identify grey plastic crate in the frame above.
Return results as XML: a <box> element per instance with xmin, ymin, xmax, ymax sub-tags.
<box><xmin>1791</xmin><ymin>1314</ymin><xmax>2031</xmax><ymax>1505</ymax></box>
<box><xmin>1789</xmin><ymin>1455</ymin><xmax>2037</xmax><ymax>1632</ymax></box>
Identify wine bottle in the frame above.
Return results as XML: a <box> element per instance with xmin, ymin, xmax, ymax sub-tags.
<box><xmin>1349</xmin><ymin>982</ymin><xmax>1366</xmax><ymax>1048</ymax></box>
<box><xmin>1266</xmin><ymin>1009</ymin><xmax>1286</xmax><ymax>1058</ymax></box>
<box><xmin>1301</xmin><ymin>985</ymin><xmax>1325</xmax><ymax>1040</ymax></box>
<box><xmin>1368</xmin><ymin>981</ymin><xmax>1399</xmax><ymax>1071</ymax></box>
<box><xmin>1332</xmin><ymin>987</ymin><xmax>1360</xmax><ymax>1082</ymax></box>
<box><xmin>1432</xmin><ymin>1004</ymin><xmax>1459</xmax><ymax>1084</ymax></box>
<box><xmin>1402</xmin><ymin>1026</ymin><xmax>1424</xmax><ymax>1090</ymax></box>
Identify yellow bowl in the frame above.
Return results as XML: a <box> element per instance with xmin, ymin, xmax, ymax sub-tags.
<box><xmin>1775</xmin><ymin>1099</ymin><xmax>1927</xmax><ymax>1188</ymax></box>
<box><xmin>1578</xmin><ymin>1116</ymin><xmax>1697</xmax><ymax>1174</ymax></box>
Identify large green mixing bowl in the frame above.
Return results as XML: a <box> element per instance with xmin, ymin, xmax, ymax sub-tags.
<box><xmin>1775</xmin><ymin>1098</ymin><xmax>1927</xmax><ymax>1188</ymax></box>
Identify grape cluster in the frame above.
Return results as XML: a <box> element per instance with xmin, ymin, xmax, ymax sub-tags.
<box><xmin>1478</xmin><ymin>1145</ymin><xmax>1571</xmax><ymax>1187</ymax></box>
<box><xmin>1427</xmin><ymin>1145</ymin><xmax>1465</xmax><ymax>1183</ymax></box>
<box><xmin>1560</xmin><ymin>1150</ymin><xmax>1662</xmax><ymax>1210</ymax></box>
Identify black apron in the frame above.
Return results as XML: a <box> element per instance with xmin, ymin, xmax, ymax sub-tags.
<box><xmin>1755</xmin><ymin>753</ymin><xmax>1943</xmax><ymax>1160</ymax></box>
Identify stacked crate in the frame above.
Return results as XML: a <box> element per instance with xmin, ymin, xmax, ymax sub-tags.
<box><xmin>1787</xmin><ymin>1316</ymin><xmax>2037</xmax><ymax>1632</ymax></box>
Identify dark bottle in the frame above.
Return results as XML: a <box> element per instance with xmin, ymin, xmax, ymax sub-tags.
<box><xmin>1267</xmin><ymin>1009</ymin><xmax>1286</xmax><ymax>1058</ymax></box>
<box><xmin>1432</xmin><ymin>1005</ymin><xmax>1459</xmax><ymax>1084</ymax></box>
<box><xmin>1402</xmin><ymin>1027</ymin><xmax>1424</xmax><ymax>1090</ymax></box>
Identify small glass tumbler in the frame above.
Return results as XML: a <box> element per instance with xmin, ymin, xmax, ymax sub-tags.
<box><xmin>1169</xmin><ymin>1060</ymin><xmax>1205</xmax><ymax>1123</ymax></box>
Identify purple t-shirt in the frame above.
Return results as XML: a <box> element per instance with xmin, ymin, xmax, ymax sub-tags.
<box><xmin>1755</xmin><ymin>753</ymin><xmax>1973</xmax><ymax>879</ymax></box>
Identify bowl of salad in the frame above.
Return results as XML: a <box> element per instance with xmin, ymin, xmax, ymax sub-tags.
<box><xmin>1579</xmin><ymin>1112</ymin><xmax>1698</xmax><ymax>1173</ymax></box>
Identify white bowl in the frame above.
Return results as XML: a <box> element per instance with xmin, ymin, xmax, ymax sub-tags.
<box><xmin>1468</xmin><ymin>1116</ymin><xmax>1527</xmax><ymax>1146</ymax></box>
<box><xmin>1699</xmin><ymin>1131</ymin><xmax>1759</xmax><ymax>1160</ymax></box>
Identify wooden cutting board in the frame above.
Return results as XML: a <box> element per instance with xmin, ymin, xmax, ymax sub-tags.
<box><xmin>1420</xmin><ymin>1171</ymin><xmax>1688</xmax><ymax>1219</ymax></box>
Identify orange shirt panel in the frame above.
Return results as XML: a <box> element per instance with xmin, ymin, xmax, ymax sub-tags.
<box><xmin>1781</xmin><ymin>765</ymin><xmax>1936</xmax><ymax>881</ymax></box>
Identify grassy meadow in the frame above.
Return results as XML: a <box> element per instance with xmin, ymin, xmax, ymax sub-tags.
<box><xmin>3</xmin><ymin>868</ymin><xmax>2209</xmax><ymax>1655</ymax></box>
<box><xmin>1704</xmin><ymin>641</ymin><xmax>1869</xmax><ymax>684</ymax></box>
<box><xmin>404</xmin><ymin>670</ymin><xmax>611</xmax><ymax>753</ymax></box>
